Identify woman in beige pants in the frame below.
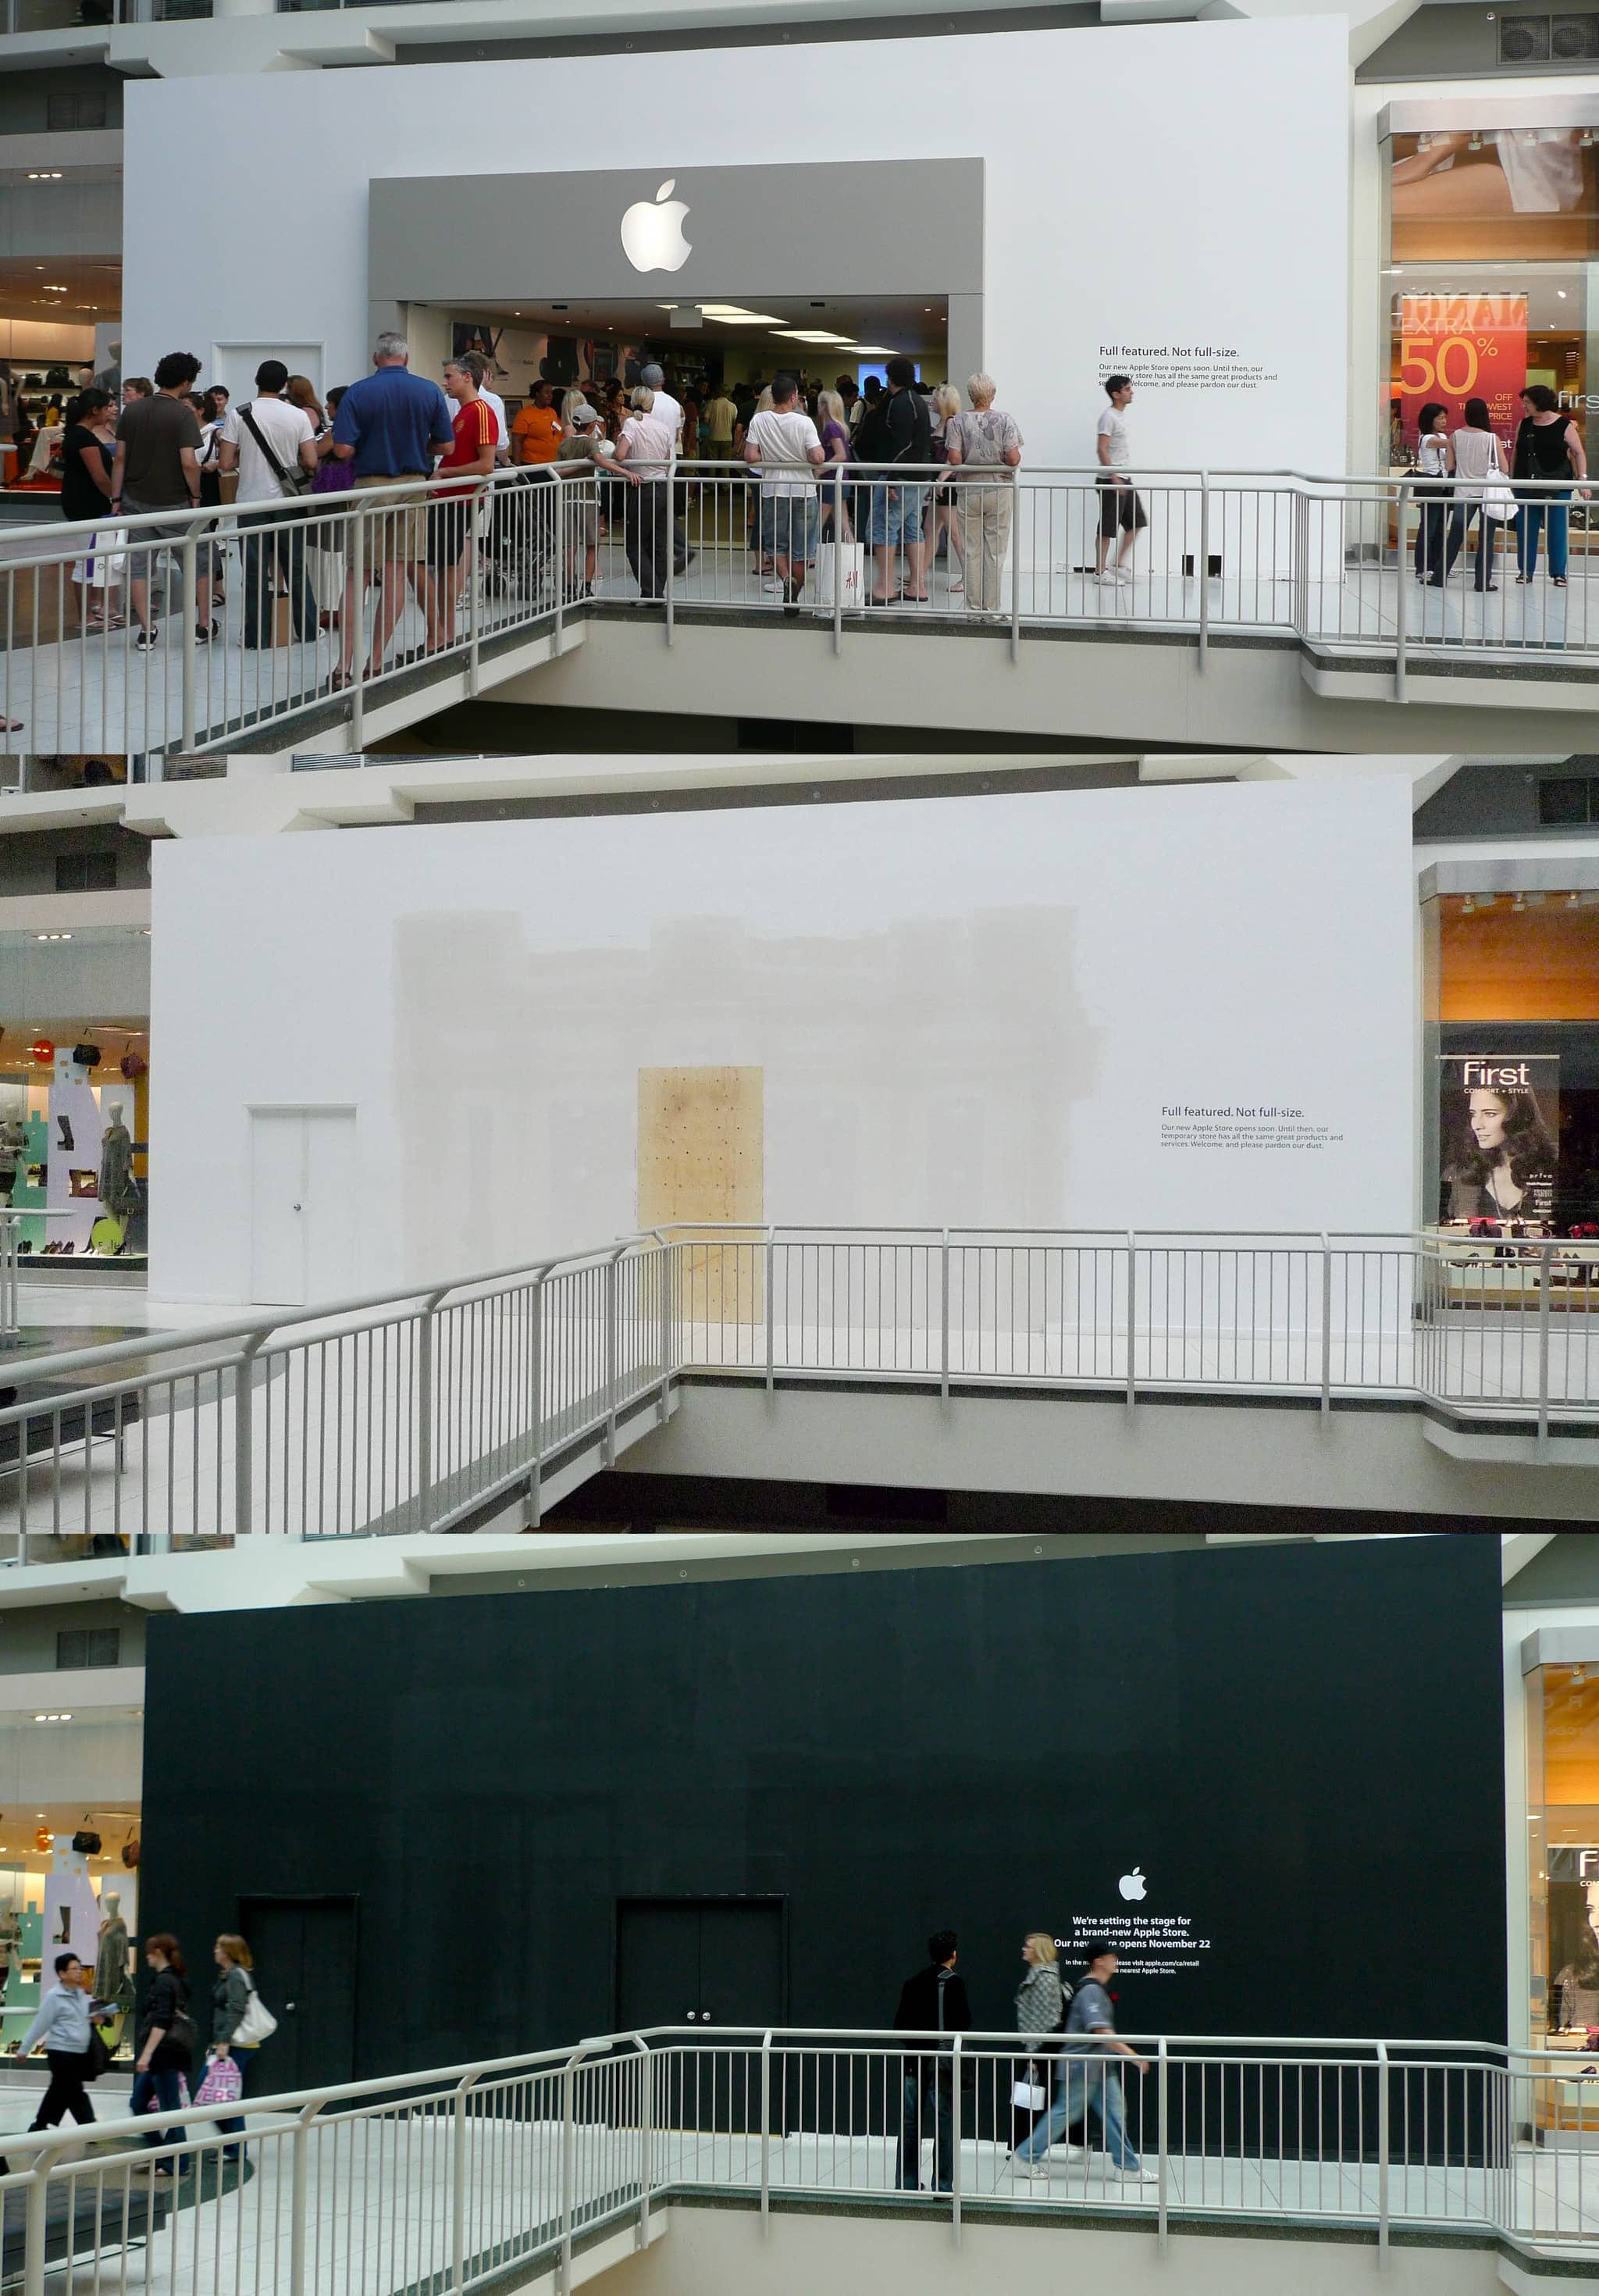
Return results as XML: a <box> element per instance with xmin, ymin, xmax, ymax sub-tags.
<box><xmin>943</xmin><ymin>374</ymin><xmax>1023</xmax><ymax>619</ymax></box>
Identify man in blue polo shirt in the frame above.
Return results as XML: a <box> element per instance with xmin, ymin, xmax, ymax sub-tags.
<box><xmin>330</xmin><ymin>330</ymin><xmax>454</xmax><ymax>687</ymax></box>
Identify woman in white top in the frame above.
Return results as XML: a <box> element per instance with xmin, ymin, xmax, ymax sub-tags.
<box><xmin>1448</xmin><ymin>397</ymin><xmax>1512</xmax><ymax>594</ymax></box>
<box><xmin>1412</xmin><ymin>401</ymin><xmax>1453</xmax><ymax>586</ymax></box>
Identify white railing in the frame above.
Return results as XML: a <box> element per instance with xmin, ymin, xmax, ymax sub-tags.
<box><xmin>1</xmin><ymin>1225</ymin><xmax>1594</xmax><ymax>1557</ymax></box>
<box><xmin>3</xmin><ymin>462</ymin><xmax>1594</xmax><ymax>761</ymax></box>
<box><xmin>0</xmin><ymin>2026</ymin><xmax>1589</xmax><ymax>2295</ymax></box>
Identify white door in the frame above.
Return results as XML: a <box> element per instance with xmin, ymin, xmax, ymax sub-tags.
<box><xmin>249</xmin><ymin>1108</ymin><xmax>356</xmax><ymax>1306</ymax></box>
<box><xmin>212</xmin><ymin>343</ymin><xmax>325</xmax><ymax>404</ymax></box>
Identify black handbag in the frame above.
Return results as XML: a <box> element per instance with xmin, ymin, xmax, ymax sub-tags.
<box><xmin>83</xmin><ymin>2026</ymin><xmax>112</xmax><ymax>2083</ymax></box>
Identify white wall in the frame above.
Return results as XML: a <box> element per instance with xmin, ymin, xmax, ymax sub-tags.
<box><xmin>150</xmin><ymin>778</ymin><xmax>1414</xmax><ymax>1304</ymax></box>
<box><xmin>120</xmin><ymin>16</ymin><xmax>1348</xmax><ymax>476</ymax></box>
<box><xmin>599</xmin><ymin>2199</ymin><xmax>1502</xmax><ymax>2296</ymax></box>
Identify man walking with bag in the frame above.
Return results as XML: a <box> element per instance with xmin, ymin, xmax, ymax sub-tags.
<box><xmin>892</xmin><ymin>1929</ymin><xmax>970</xmax><ymax>2191</ymax></box>
<box><xmin>217</xmin><ymin>359</ymin><xmax>319</xmax><ymax>648</ymax></box>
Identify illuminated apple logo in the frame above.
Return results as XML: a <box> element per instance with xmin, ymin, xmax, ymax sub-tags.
<box><xmin>1118</xmin><ymin>1868</ymin><xmax>1147</xmax><ymax>1902</ymax></box>
<box><xmin>620</xmin><ymin>179</ymin><xmax>692</xmax><ymax>274</ymax></box>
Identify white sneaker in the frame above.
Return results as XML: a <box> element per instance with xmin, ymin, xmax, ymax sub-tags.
<box><xmin>1118</xmin><ymin>2165</ymin><xmax>1159</xmax><ymax>2184</ymax></box>
<box><xmin>1113</xmin><ymin>566</ymin><xmax>1135</xmax><ymax>586</ymax></box>
<box><xmin>1097</xmin><ymin>571</ymin><xmax>1120</xmax><ymax>589</ymax></box>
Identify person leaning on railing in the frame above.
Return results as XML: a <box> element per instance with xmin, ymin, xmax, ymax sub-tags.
<box><xmin>943</xmin><ymin>374</ymin><xmax>1023</xmax><ymax>620</ymax></box>
<box><xmin>554</xmin><ymin>398</ymin><xmax>613</xmax><ymax>600</ymax></box>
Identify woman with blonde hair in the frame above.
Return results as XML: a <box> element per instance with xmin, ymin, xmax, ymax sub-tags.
<box><xmin>815</xmin><ymin>388</ymin><xmax>853</xmax><ymax>544</ymax></box>
<box><xmin>944</xmin><ymin>372</ymin><xmax>1024</xmax><ymax>619</ymax></box>
<box><xmin>928</xmin><ymin>381</ymin><xmax>964</xmax><ymax>594</ymax></box>
<box><xmin>1010</xmin><ymin>1931</ymin><xmax>1066</xmax><ymax>2157</ymax></box>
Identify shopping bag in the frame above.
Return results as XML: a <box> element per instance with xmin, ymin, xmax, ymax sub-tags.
<box><xmin>814</xmin><ymin>539</ymin><xmax>865</xmax><ymax>613</ymax></box>
<box><xmin>1012</xmin><ymin>2076</ymin><xmax>1047</xmax><ymax>2111</ymax></box>
<box><xmin>194</xmin><ymin>2053</ymin><xmax>244</xmax><ymax>2107</ymax></box>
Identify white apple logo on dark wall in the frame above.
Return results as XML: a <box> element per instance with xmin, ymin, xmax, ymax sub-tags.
<box><xmin>620</xmin><ymin>179</ymin><xmax>693</xmax><ymax>273</ymax></box>
<box><xmin>1119</xmin><ymin>1868</ymin><xmax>1147</xmax><ymax>1902</ymax></box>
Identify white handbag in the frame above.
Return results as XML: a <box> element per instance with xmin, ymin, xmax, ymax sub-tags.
<box><xmin>814</xmin><ymin>539</ymin><xmax>865</xmax><ymax>612</ymax></box>
<box><xmin>1012</xmin><ymin>2067</ymin><xmax>1047</xmax><ymax>2110</ymax></box>
<box><xmin>233</xmin><ymin>1973</ymin><xmax>278</xmax><ymax>2048</ymax></box>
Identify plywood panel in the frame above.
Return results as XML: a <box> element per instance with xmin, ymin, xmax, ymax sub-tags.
<box><xmin>638</xmin><ymin>1067</ymin><xmax>764</xmax><ymax>1327</ymax></box>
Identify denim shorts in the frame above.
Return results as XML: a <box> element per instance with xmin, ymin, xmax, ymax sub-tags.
<box><xmin>867</xmin><ymin>483</ymin><xmax>930</xmax><ymax>548</ymax></box>
<box><xmin>759</xmin><ymin>496</ymin><xmax>817</xmax><ymax>560</ymax></box>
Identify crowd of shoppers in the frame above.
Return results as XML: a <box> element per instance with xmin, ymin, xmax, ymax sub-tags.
<box><xmin>1409</xmin><ymin>383</ymin><xmax>1589</xmax><ymax>587</ymax></box>
<box><xmin>891</xmin><ymin>1927</ymin><xmax>1159</xmax><ymax>2191</ymax></box>
<box><xmin>45</xmin><ymin>337</ymin><xmax>1035</xmax><ymax>672</ymax></box>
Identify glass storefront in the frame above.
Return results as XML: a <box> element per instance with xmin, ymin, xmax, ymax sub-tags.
<box><xmin>1423</xmin><ymin>885</ymin><xmax>1599</xmax><ymax>1236</ymax></box>
<box><xmin>0</xmin><ymin>1029</ymin><xmax>149</xmax><ymax>1264</ymax></box>
<box><xmin>1527</xmin><ymin>1656</ymin><xmax>1599</xmax><ymax>2143</ymax></box>
<box><xmin>1383</xmin><ymin>118</ymin><xmax>1599</xmax><ymax>494</ymax></box>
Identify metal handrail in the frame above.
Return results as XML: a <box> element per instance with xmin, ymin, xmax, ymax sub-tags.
<box><xmin>0</xmin><ymin>2022</ymin><xmax>1583</xmax><ymax>2280</ymax></box>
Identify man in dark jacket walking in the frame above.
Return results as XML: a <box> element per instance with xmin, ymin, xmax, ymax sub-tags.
<box><xmin>892</xmin><ymin>1928</ymin><xmax>970</xmax><ymax>2191</ymax></box>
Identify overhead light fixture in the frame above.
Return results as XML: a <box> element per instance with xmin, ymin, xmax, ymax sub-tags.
<box><xmin>773</xmin><ymin>329</ymin><xmax>851</xmax><ymax>344</ymax></box>
<box><xmin>1558</xmin><ymin>289</ymin><xmax>1569</xmax><ymax>299</ymax></box>
<box><xmin>844</xmin><ymin>345</ymin><xmax>896</xmax><ymax>357</ymax></box>
<box><xmin>1462</xmin><ymin>895</ymin><xmax>1476</xmax><ymax>914</ymax></box>
<box><xmin>700</xmin><ymin>305</ymin><xmax>783</xmax><ymax>324</ymax></box>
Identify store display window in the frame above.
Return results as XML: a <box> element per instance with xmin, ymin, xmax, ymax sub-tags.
<box><xmin>1382</xmin><ymin>121</ymin><xmax>1599</xmax><ymax>472</ymax></box>
<box><xmin>0</xmin><ymin>1032</ymin><xmax>148</xmax><ymax>1264</ymax></box>
<box><xmin>1528</xmin><ymin>1662</ymin><xmax>1599</xmax><ymax>2080</ymax></box>
<box><xmin>1426</xmin><ymin>887</ymin><xmax>1599</xmax><ymax>1239</ymax></box>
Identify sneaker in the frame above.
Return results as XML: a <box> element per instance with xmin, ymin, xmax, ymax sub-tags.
<box><xmin>1114</xmin><ymin>567</ymin><xmax>1135</xmax><ymax>586</ymax></box>
<box><xmin>196</xmin><ymin>618</ymin><xmax>219</xmax><ymax>643</ymax></box>
<box><xmin>1097</xmin><ymin>571</ymin><xmax>1120</xmax><ymax>588</ymax></box>
<box><xmin>134</xmin><ymin>628</ymin><xmax>160</xmax><ymax>652</ymax></box>
<box><xmin>1117</xmin><ymin>2165</ymin><xmax>1159</xmax><ymax>2184</ymax></box>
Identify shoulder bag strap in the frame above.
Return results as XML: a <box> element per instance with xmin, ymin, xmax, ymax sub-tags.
<box><xmin>240</xmin><ymin>403</ymin><xmax>299</xmax><ymax>494</ymax></box>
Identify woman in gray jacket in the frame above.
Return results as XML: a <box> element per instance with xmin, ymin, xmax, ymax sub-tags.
<box><xmin>1010</xmin><ymin>1932</ymin><xmax>1066</xmax><ymax>2155</ymax></box>
<box><xmin>210</xmin><ymin>1934</ymin><xmax>259</xmax><ymax>2163</ymax></box>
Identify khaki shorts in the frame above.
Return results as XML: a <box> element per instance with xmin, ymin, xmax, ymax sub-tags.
<box><xmin>354</xmin><ymin>474</ymin><xmax>431</xmax><ymax>562</ymax></box>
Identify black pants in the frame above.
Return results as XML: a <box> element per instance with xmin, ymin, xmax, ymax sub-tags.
<box><xmin>240</xmin><ymin>504</ymin><xmax>315</xmax><ymax>647</ymax></box>
<box><xmin>30</xmin><ymin>2048</ymin><xmax>95</xmax><ymax>2131</ymax></box>
<box><xmin>1413</xmin><ymin>495</ymin><xmax>1458</xmax><ymax>583</ymax></box>
<box><xmin>1448</xmin><ymin>502</ymin><xmax>1502</xmax><ymax>590</ymax></box>
<box><xmin>625</xmin><ymin>481</ymin><xmax>671</xmax><ymax>600</ymax></box>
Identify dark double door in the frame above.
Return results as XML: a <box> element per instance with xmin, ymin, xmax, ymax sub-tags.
<box><xmin>238</xmin><ymin>1894</ymin><xmax>358</xmax><ymax>2093</ymax></box>
<box><xmin>617</xmin><ymin>1897</ymin><xmax>786</xmax><ymax>2134</ymax></box>
<box><xmin>616</xmin><ymin>1895</ymin><xmax>786</xmax><ymax>2031</ymax></box>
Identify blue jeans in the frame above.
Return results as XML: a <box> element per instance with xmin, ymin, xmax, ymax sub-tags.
<box><xmin>239</xmin><ymin>504</ymin><xmax>315</xmax><ymax>646</ymax></box>
<box><xmin>130</xmin><ymin>2065</ymin><xmax>186</xmax><ymax>2152</ymax></box>
<box><xmin>1517</xmin><ymin>497</ymin><xmax>1571</xmax><ymax>579</ymax></box>
<box><xmin>868</xmin><ymin>484</ymin><xmax>929</xmax><ymax>549</ymax></box>
<box><xmin>758</xmin><ymin>496</ymin><xmax>816</xmax><ymax>563</ymax></box>
<box><xmin>897</xmin><ymin>2067</ymin><xmax>953</xmax><ymax>2190</ymax></box>
<box><xmin>1014</xmin><ymin>2057</ymin><xmax>1141</xmax><ymax>2170</ymax></box>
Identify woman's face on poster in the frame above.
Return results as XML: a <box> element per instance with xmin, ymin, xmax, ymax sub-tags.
<box><xmin>1469</xmin><ymin>1089</ymin><xmax>1512</xmax><ymax>1152</ymax></box>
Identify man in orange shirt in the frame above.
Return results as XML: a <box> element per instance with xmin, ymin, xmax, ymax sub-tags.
<box><xmin>426</xmin><ymin>358</ymin><xmax>497</xmax><ymax>652</ymax></box>
<box><xmin>511</xmin><ymin>380</ymin><xmax>564</xmax><ymax>465</ymax></box>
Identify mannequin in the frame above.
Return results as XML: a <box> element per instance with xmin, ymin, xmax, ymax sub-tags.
<box><xmin>94</xmin><ymin>1891</ymin><xmax>132</xmax><ymax>2009</ymax></box>
<box><xmin>98</xmin><ymin>1103</ymin><xmax>137</xmax><ymax>1222</ymax></box>
<box><xmin>0</xmin><ymin>1905</ymin><xmax>20</xmax><ymax>1998</ymax></box>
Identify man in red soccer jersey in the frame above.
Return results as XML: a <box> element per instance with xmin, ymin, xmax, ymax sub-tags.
<box><xmin>425</xmin><ymin>358</ymin><xmax>498</xmax><ymax>653</ymax></box>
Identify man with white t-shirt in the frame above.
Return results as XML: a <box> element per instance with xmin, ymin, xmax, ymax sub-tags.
<box><xmin>639</xmin><ymin>364</ymin><xmax>695</xmax><ymax>576</ymax></box>
<box><xmin>1094</xmin><ymin>374</ymin><xmax>1147</xmax><ymax>586</ymax></box>
<box><xmin>218</xmin><ymin>357</ymin><xmax>319</xmax><ymax>647</ymax></box>
<box><xmin>743</xmin><ymin>374</ymin><xmax>824</xmax><ymax>607</ymax></box>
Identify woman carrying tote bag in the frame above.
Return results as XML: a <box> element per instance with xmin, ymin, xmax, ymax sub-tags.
<box><xmin>201</xmin><ymin>1933</ymin><xmax>276</xmax><ymax>2163</ymax></box>
<box><xmin>1010</xmin><ymin>1932</ymin><xmax>1066</xmax><ymax>2156</ymax></box>
<box><xmin>1448</xmin><ymin>399</ymin><xmax>1515</xmax><ymax>594</ymax></box>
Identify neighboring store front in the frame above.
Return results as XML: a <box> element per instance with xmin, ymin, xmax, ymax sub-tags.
<box><xmin>0</xmin><ymin>1029</ymin><xmax>148</xmax><ymax>1264</ymax></box>
<box><xmin>1382</xmin><ymin>98</ymin><xmax>1599</xmax><ymax>490</ymax></box>
<box><xmin>1423</xmin><ymin>861</ymin><xmax>1599</xmax><ymax>1236</ymax></box>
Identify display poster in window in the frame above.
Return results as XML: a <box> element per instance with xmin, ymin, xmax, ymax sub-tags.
<box><xmin>1437</xmin><ymin>1051</ymin><xmax>1559</xmax><ymax>1226</ymax></box>
<box><xmin>1391</xmin><ymin>130</ymin><xmax>1597</xmax><ymax>262</ymax></box>
<box><xmin>1398</xmin><ymin>294</ymin><xmax>1527</xmax><ymax>451</ymax></box>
